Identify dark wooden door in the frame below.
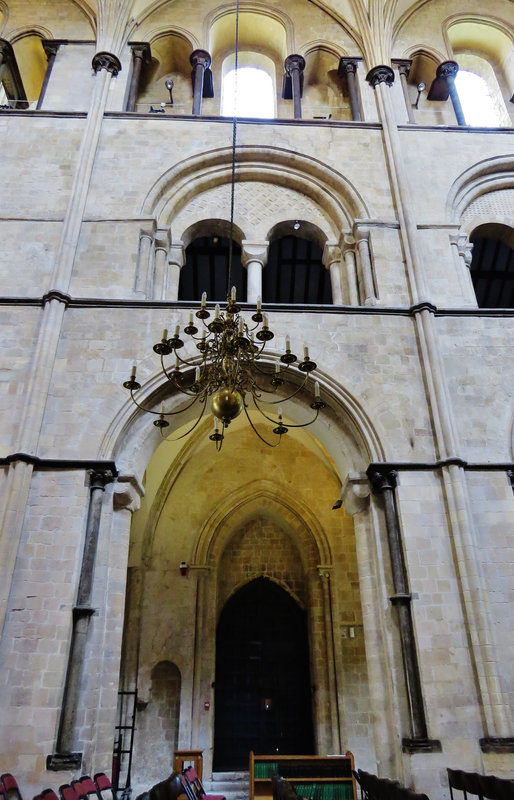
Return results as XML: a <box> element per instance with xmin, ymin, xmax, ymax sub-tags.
<box><xmin>213</xmin><ymin>578</ymin><xmax>314</xmax><ymax>771</ymax></box>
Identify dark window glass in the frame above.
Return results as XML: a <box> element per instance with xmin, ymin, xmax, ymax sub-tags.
<box><xmin>263</xmin><ymin>236</ymin><xmax>332</xmax><ymax>304</ymax></box>
<box><xmin>469</xmin><ymin>236</ymin><xmax>514</xmax><ymax>308</ymax></box>
<box><xmin>179</xmin><ymin>236</ymin><xmax>246</xmax><ymax>302</ymax></box>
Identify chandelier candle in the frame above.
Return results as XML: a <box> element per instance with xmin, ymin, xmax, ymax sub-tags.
<box><xmin>122</xmin><ymin>290</ymin><xmax>326</xmax><ymax>450</ymax></box>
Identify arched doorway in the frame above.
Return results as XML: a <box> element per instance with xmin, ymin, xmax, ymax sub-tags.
<box><xmin>213</xmin><ymin>577</ymin><xmax>314</xmax><ymax>771</ymax></box>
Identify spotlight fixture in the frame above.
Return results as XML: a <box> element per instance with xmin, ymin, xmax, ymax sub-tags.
<box><xmin>293</xmin><ymin>219</ymin><xmax>301</xmax><ymax>230</ymax></box>
<box><xmin>179</xmin><ymin>561</ymin><xmax>189</xmax><ymax>577</ymax></box>
<box><xmin>165</xmin><ymin>78</ymin><xmax>174</xmax><ymax>106</ymax></box>
<box><xmin>414</xmin><ymin>81</ymin><xmax>425</xmax><ymax>110</ymax></box>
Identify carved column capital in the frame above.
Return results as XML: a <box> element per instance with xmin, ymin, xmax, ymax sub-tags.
<box><xmin>395</xmin><ymin>59</ymin><xmax>412</xmax><ymax>79</ymax></box>
<box><xmin>92</xmin><ymin>51</ymin><xmax>122</xmax><ymax>76</ymax></box>
<box><xmin>241</xmin><ymin>241</ymin><xmax>269</xmax><ymax>268</ymax></box>
<box><xmin>458</xmin><ymin>237</ymin><xmax>474</xmax><ymax>266</ymax></box>
<box><xmin>367</xmin><ymin>466</ymin><xmax>398</xmax><ymax>494</ymax></box>
<box><xmin>436</xmin><ymin>60</ymin><xmax>459</xmax><ymax>83</ymax></box>
<box><xmin>322</xmin><ymin>243</ymin><xmax>342</xmax><ymax>269</ymax></box>
<box><xmin>285</xmin><ymin>54</ymin><xmax>306</xmax><ymax>75</ymax></box>
<box><xmin>113</xmin><ymin>474</ymin><xmax>145</xmax><ymax>513</ymax></box>
<box><xmin>88</xmin><ymin>468</ymin><xmax>115</xmax><ymax>491</ymax></box>
<box><xmin>190</xmin><ymin>49</ymin><xmax>212</xmax><ymax>70</ymax></box>
<box><xmin>42</xmin><ymin>40</ymin><xmax>62</xmax><ymax>60</ymax></box>
<box><xmin>317</xmin><ymin>565</ymin><xmax>333</xmax><ymax>580</ymax></box>
<box><xmin>130</xmin><ymin>42</ymin><xmax>151</xmax><ymax>64</ymax></box>
<box><xmin>353</xmin><ymin>223</ymin><xmax>370</xmax><ymax>243</ymax></box>
<box><xmin>341</xmin><ymin>472</ymin><xmax>370</xmax><ymax>515</ymax></box>
<box><xmin>169</xmin><ymin>241</ymin><xmax>186</xmax><ymax>268</ymax></box>
<box><xmin>338</xmin><ymin>57</ymin><xmax>359</xmax><ymax>76</ymax></box>
<box><xmin>155</xmin><ymin>227</ymin><xmax>171</xmax><ymax>252</ymax></box>
<box><xmin>340</xmin><ymin>233</ymin><xmax>356</xmax><ymax>253</ymax></box>
<box><xmin>366</xmin><ymin>65</ymin><xmax>395</xmax><ymax>88</ymax></box>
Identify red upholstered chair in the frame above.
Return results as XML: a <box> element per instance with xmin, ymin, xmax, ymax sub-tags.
<box><xmin>59</xmin><ymin>784</ymin><xmax>80</xmax><ymax>800</ymax></box>
<box><xmin>1</xmin><ymin>775</ymin><xmax>23</xmax><ymax>800</ymax></box>
<box><xmin>179</xmin><ymin>774</ymin><xmax>196</xmax><ymax>800</ymax></box>
<box><xmin>183</xmin><ymin>769</ymin><xmax>225</xmax><ymax>800</ymax></box>
<box><xmin>93</xmin><ymin>774</ymin><xmax>115</xmax><ymax>800</ymax></box>
<box><xmin>39</xmin><ymin>791</ymin><xmax>60</xmax><ymax>800</ymax></box>
<box><xmin>71</xmin><ymin>778</ymin><xmax>100</xmax><ymax>800</ymax></box>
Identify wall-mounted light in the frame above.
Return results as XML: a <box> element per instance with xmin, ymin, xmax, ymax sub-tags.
<box><xmin>165</xmin><ymin>78</ymin><xmax>174</xmax><ymax>106</ymax></box>
<box><xmin>414</xmin><ymin>81</ymin><xmax>425</xmax><ymax>110</ymax></box>
<box><xmin>293</xmin><ymin>220</ymin><xmax>300</xmax><ymax>230</ymax></box>
<box><xmin>179</xmin><ymin>561</ymin><xmax>189</xmax><ymax>577</ymax></box>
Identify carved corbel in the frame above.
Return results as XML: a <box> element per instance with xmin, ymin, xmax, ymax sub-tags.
<box><xmin>113</xmin><ymin>474</ymin><xmax>145</xmax><ymax>513</ymax></box>
<box><xmin>341</xmin><ymin>472</ymin><xmax>371</xmax><ymax>515</ymax></box>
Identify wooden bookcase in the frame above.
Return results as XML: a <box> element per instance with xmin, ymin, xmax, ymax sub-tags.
<box><xmin>249</xmin><ymin>752</ymin><xmax>357</xmax><ymax>800</ymax></box>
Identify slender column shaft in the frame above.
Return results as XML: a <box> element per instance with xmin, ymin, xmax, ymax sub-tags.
<box><xmin>323</xmin><ymin>244</ymin><xmax>343</xmax><ymax>304</ymax></box>
<box><xmin>354</xmin><ymin>228</ymin><xmax>377</xmax><ymax>305</ymax></box>
<box><xmin>56</xmin><ymin>470</ymin><xmax>113</xmax><ymax>755</ymax></box>
<box><xmin>342</xmin><ymin>243</ymin><xmax>359</xmax><ymax>305</ymax></box>
<box><xmin>368</xmin><ymin>469</ymin><xmax>429</xmax><ymax>743</ymax></box>
<box><xmin>127</xmin><ymin>44</ymin><xmax>150</xmax><ymax>112</ymax></box>
<box><xmin>165</xmin><ymin>242</ymin><xmax>185</xmax><ymax>302</ymax></box>
<box><xmin>396</xmin><ymin>60</ymin><xmax>415</xmax><ymax>123</ymax></box>
<box><xmin>37</xmin><ymin>41</ymin><xmax>60</xmax><ymax>110</ymax></box>
<box><xmin>319</xmin><ymin>570</ymin><xmax>341</xmax><ymax>752</ymax></box>
<box><xmin>437</xmin><ymin>61</ymin><xmax>466</xmax><ymax>126</ymax></box>
<box><xmin>135</xmin><ymin>230</ymin><xmax>154</xmax><ymax>297</ymax></box>
<box><xmin>153</xmin><ymin>228</ymin><xmax>170</xmax><ymax>300</ymax></box>
<box><xmin>285</xmin><ymin>55</ymin><xmax>305</xmax><ymax>120</ymax></box>
<box><xmin>242</xmin><ymin>241</ymin><xmax>268</xmax><ymax>304</ymax></box>
<box><xmin>339</xmin><ymin>59</ymin><xmax>361</xmax><ymax>121</ymax></box>
<box><xmin>190</xmin><ymin>50</ymin><xmax>211</xmax><ymax>116</ymax></box>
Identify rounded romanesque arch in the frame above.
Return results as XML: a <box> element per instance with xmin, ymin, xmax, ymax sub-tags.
<box><xmin>141</xmin><ymin>145</ymin><xmax>371</xmax><ymax>236</ymax></box>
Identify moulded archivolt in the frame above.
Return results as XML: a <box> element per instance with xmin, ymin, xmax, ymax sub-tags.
<box><xmin>141</xmin><ymin>145</ymin><xmax>371</xmax><ymax>234</ymax></box>
<box><xmin>446</xmin><ymin>154</ymin><xmax>514</xmax><ymax>221</ymax></box>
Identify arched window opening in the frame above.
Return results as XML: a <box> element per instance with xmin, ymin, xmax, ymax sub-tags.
<box><xmin>454</xmin><ymin>61</ymin><xmax>508</xmax><ymax>127</ymax></box>
<box><xmin>263</xmin><ymin>236</ymin><xmax>332</xmax><ymax>305</ymax></box>
<box><xmin>221</xmin><ymin>54</ymin><xmax>276</xmax><ymax>118</ymax></box>
<box><xmin>303</xmin><ymin>49</ymin><xmax>347</xmax><ymax>120</ymax></box>
<box><xmin>12</xmin><ymin>34</ymin><xmax>46</xmax><ymax>106</ymax></box>
<box><xmin>0</xmin><ymin>39</ymin><xmax>28</xmax><ymax>108</ymax></box>
<box><xmin>469</xmin><ymin>226</ymin><xmax>514</xmax><ymax>308</ymax></box>
<box><xmin>137</xmin><ymin>34</ymin><xmax>192</xmax><ymax>114</ymax></box>
<box><xmin>178</xmin><ymin>236</ymin><xmax>246</xmax><ymax>302</ymax></box>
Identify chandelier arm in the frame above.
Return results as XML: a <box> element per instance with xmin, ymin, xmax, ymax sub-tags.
<box><xmin>129</xmin><ymin>388</ymin><xmax>202</xmax><ymax>417</ymax></box>
<box><xmin>275</xmin><ymin>407</ymin><xmax>321</xmax><ymax>428</ymax></box>
<box><xmin>159</xmin><ymin>355</ymin><xmax>203</xmax><ymax>397</ymax></box>
<box><xmin>253</xmin><ymin>376</ymin><xmax>311</xmax><ymax>406</ymax></box>
<box><xmin>243</xmin><ymin>403</ymin><xmax>282</xmax><ymax>448</ymax></box>
<box><xmin>160</xmin><ymin>396</ymin><xmax>209</xmax><ymax>440</ymax></box>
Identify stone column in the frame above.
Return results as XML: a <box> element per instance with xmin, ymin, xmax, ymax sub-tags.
<box><xmin>449</xmin><ymin>234</ymin><xmax>476</xmax><ymax>302</ymax></box>
<box><xmin>127</xmin><ymin>43</ymin><xmax>151</xmax><ymax>112</ymax></box>
<box><xmin>241</xmin><ymin>241</ymin><xmax>268</xmax><ymax>303</ymax></box>
<box><xmin>50</xmin><ymin>469</ymin><xmax>115</xmax><ymax>769</ymax></box>
<box><xmin>341</xmin><ymin>474</ymin><xmax>399</xmax><ymax>775</ymax></box>
<box><xmin>154</xmin><ymin>227</ymin><xmax>171</xmax><ymax>300</ymax></box>
<box><xmin>322</xmin><ymin>243</ymin><xmax>343</xmax><ymax>305</ymax></box>
<box><xmin>37</xmin><ymin>40</ymin><xmax>61</xmax><ymax>109</ymax></box>
<box><xmin>340</xmin><ymin>235</ymin><xmax>359</xmax><ymax>305</ymax></box>
<box><xmin>395</xmin><ymin>59</ymin><xmax>415</xmax><ymax>123</ymax></box>
<box><xmin>284</xmin><ymin>54</ymin><xmax>306</xmax><ymax>119</ymax></box>
<box><xmin>338</xmin><ymin>58</ymin><xmax>362</xmax><ymax>121</ymax></box>
<box><xmin>353</xmin><ymin>224</ymin><xmax>377</xmax><ymax>305</ymax></box>
<box><xmin>190</xmin><ymin>49</ymin><xmax>212</xmax><ymax>116</ymax></box>
<box><xmin>367</xmin><ymin>468</ymin><xmax>440</xmax><ymax>751</ymax></box>
<box><xmin>165</xmin><ymin>241</ymin><xmax>186</xmax><ymax>302</ymax></box>
<box><xmin>437</xmin><ymin>61</ymin><xmax>466</xmax><ymax>126</ymax></box>
<box><xmin>367</xmin><ymin>64</ymin><xmax>514</xmax><ymax>747</ymax></box>
<box><xmin>135</xmin><ymin>222</ymin><xmax>156</xmax><ymax>297</ymax></box>
<box><xmin>318</xmin><ymin>567</ymin><xmax>341</xmax><ymax>753</ymax></box>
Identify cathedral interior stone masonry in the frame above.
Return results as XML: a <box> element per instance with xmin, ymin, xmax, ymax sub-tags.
<box><xmin>0</xmin><ymin>2</ymin><xmax>513</xmax><ymax>800</ymax></box>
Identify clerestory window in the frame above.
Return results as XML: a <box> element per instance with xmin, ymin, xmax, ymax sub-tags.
<box><xmin>221</xmin><ymin>53</ymin><xmax>276</xmax><ymax>118</ymax></box>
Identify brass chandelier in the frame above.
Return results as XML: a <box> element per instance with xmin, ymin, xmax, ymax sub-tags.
<box><xmin>122</xmin><ymin>0</ymin><xmax>327</xmax><ymax>449</ymax></box>
<box><xmin>122</xmin><ymin>290</ymin><xmax>326</xmax><ymax>450</ymax></box>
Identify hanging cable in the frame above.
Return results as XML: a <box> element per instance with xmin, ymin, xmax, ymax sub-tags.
<box><xmin>227</xmin><ymin>0</ymin><xmax>240</xmax><ymax>297</ymax></box>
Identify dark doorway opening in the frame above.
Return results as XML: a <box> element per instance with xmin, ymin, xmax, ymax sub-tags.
<box><xmin>213</xmin><ymin>577</ymin><xmax>314</xmax><ymax>771</ymax></box>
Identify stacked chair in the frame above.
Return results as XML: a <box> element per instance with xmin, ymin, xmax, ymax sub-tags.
<box><xmin>0</xmin><ymin>771</ymin><xmax>116</xmax><ymax>800</ymax></box>
<box><xmin>447</xmin><ymin>768</ymin><xmax>514</xmax><ymax>800</ymax></box>
<box><xmin>354</xmin><ymin>769</ymin><xmax>429</xmax><ymax>800</ymax></box>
